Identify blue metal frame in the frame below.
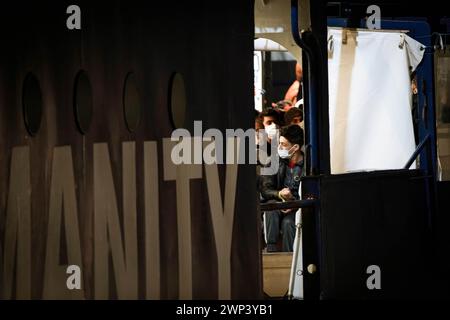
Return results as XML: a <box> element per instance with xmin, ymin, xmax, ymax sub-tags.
<box><xmin>291</xmin><ymin>0</ymin><xmax>319</xmax><ymax>175</ymax></box>
<box><xmin>404</xmin><ymin>134</ymin><xmax>431</xmax><ymax>169</ymax></box>
<box><xmin>326</xmin><ymin>18</ymin><xmax>348</xmax><ymax>28</ymax></box>
<box><xmin>326</xmin><ymin>18</ymin><xmax>439</xmax><ymax>180</ymax></box>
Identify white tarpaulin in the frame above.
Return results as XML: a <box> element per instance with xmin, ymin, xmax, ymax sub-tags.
<box><xmin>328</xmin><ymin>28</ymin><xmax>425</xmax><ymax>174</ymax></box>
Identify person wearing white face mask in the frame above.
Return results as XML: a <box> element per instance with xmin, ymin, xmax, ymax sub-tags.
<box><xmin>260</xmin><ymin>125</ymin><xmax>305</xmax><ymax>252</ymax></box>
<box><xmin>260</xmin><ymin>109</ymin><xmax>281</xmax><ymax>144</ymax></box>
<box><xmin>265</xmin><ymin>122</ymin><xmax>278</xmax><ymax>141</ymax></box>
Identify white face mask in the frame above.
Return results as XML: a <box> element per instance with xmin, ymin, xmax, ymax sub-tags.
<box><xmin>277</xmin><ymin>145</ymin><xmax>296</xmax><ymax>159</ymax></box>
<box><xmin>265</xmin><ymin>123</ymin><xmax>278</xmax><ymax>140</ymax></box>
<box><xmin>277</xmin><ymin>148</ymin><xmax>290</xmax><ymax>159</ymax></box>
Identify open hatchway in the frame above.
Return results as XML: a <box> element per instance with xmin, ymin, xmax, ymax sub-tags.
<box><xmin>254</xmin><ymin>0</ymin><xmax>442</xmax><ymax>299</ymax></box>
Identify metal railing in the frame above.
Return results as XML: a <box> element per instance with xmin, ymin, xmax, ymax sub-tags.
<box><xmin>259</xmin><ymin>199</ymin><xmax>317</xmax><ymax>211</ymax></box>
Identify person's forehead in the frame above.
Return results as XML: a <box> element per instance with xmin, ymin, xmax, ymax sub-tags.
<box><xmin>279</xmin><ymin>136</ymin><xmax>290</xmax><ymax>144</ymax></box>
<box><xmin>263</xmin><ymin>116</ymin><xmax>275</xmax><ymax>122</ymax></box>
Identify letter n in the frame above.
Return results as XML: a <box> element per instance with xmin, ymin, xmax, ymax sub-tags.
<box><xmin>94</xmin><ymin>142</ymin><xmax>138</xmax><ymax>299</ymax></box>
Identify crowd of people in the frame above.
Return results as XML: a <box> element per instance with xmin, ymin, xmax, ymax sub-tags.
<box><xmin>255</xmin><ymin>63</ymin><xmax>305</xmax><ymax>253</ymax></box>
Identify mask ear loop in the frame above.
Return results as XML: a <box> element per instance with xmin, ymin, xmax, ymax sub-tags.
<box><xmin>287</xmin><ymin>144</ymin><xmax>299</xmax><ymax>158</ymax></box>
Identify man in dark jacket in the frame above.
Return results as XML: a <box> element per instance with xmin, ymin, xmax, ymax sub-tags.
<box><xmin>260</xmin><ymin>125</ymin><xmax>304</xmax><ymax>252</ymax></box>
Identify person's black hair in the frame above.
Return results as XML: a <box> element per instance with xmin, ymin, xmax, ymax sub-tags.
<box><xmin>261</xmin><ymin>108</ymin><xmax>282</xmax><ymax>126</ymax></box>
<box><xmin>280</xmin><ymin>124</ymin><xmax>304</xmax><ymax>147</ymax></box>
<box><xmin>284</xmin><ymin>107</ymin><xmax>303</xmax><ymax>125</ymax></box>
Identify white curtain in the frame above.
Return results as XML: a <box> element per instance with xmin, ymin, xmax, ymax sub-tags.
<box><xmin>327</xmin><ymin>28</ymin><xmax>425</xmax><ymax>174</ymax></box>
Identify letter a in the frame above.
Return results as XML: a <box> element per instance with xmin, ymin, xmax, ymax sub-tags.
<box><xmin>366</xmin><ymin>5</ymin><xmax>381</xmax><ymax>30</ymax></box>
<box><xmin>66</xmin><ymin>5</ymin><xmax>81</xmax><ymax>30</ymax></box>
<box><xmin>366</xmin><ymin>265</ymin><xmax>381</xmax><ymax>290</ymax></box>
<box><xmin>66</xmin><ymin>265</ymin><xmax>81</xmax><ymax>290</ymax></box>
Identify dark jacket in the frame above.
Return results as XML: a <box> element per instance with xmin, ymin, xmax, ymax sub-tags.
<box><xmin>259</xmin><ymin>157</ymin><xmax>304</xmax><ymax>202</ymax></box>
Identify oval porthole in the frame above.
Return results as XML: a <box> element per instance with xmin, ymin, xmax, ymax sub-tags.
<box><xmin>74</xmin><ymin>71</ymin><xmax>93</xmax><ymax>134</ymax></box>
<box><xmin>169</xmin><ymin>72</ymin><xmax>187</xmax><ymax>129</ymax></box>
<box><xmin>123</xmin><ymin>73</ymin><xmax>141</xmax><ymax>132</ymax></box>
<box><xmin>22</xmin><ymin>73</ymin><xmax>43</xmax><ymax>136</ymax></box>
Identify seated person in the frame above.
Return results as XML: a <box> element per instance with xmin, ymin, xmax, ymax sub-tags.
<box><xmin>260</xmin><ymin>125</ymin><xmax>304</xmax><ymax>252</ymax></box>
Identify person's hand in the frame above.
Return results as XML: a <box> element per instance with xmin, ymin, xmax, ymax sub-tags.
<box><xmin>279</xmin><ymin>188</ymin><xmax>293</xmax><ymax>201</ymax></box>
<box><xmin>279</xmin><ymin>188</ymin><xmax>294</xmax><ymax>214</ymax></box>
